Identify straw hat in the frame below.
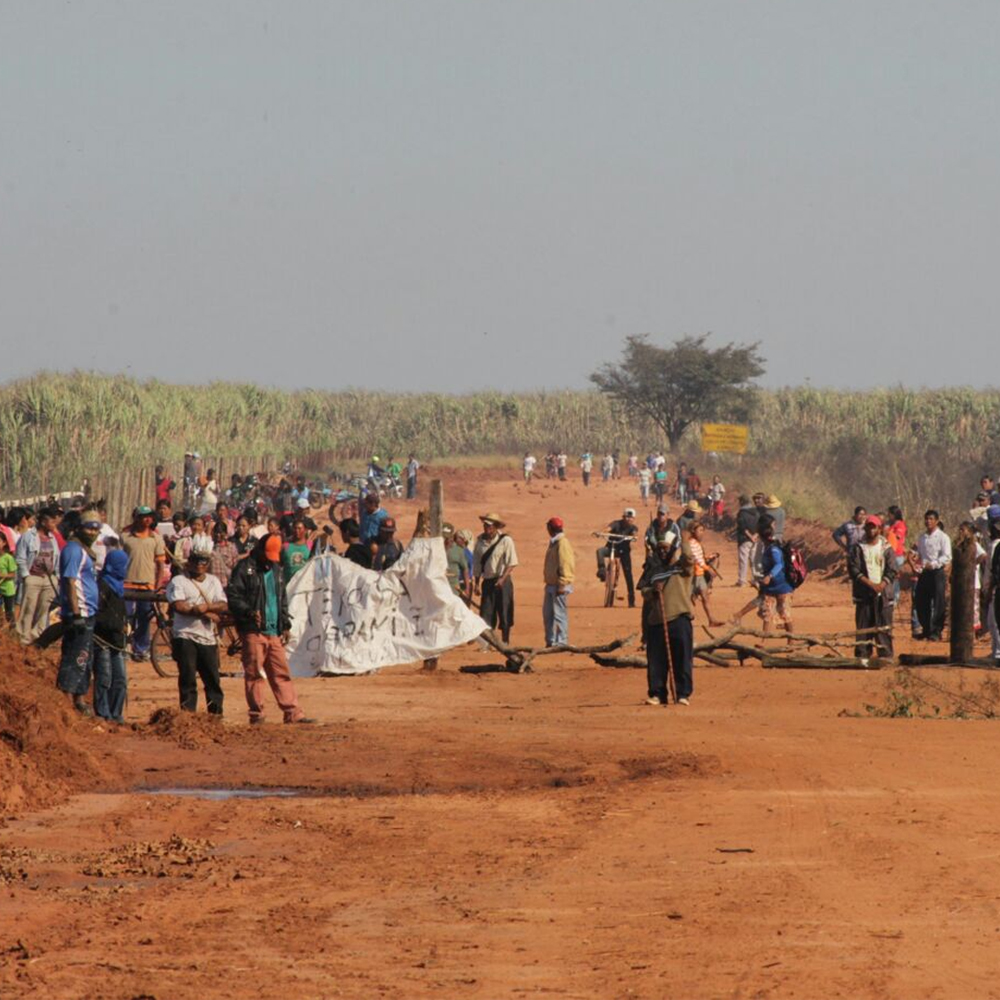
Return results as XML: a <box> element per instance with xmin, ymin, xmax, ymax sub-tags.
<box><xmin>684</xmin><ymin>500</ymin><xmax>700</xmax><ymax>513</ymax></box>
<box><xmin>763</xmin><ymin>494</ymin><xmax>782</xmax><ymax>509</ymax></box>
<box><xmin>479</xmin><ymin>512</ymin><xmax>506</xmax><ymax>527</ymax></box>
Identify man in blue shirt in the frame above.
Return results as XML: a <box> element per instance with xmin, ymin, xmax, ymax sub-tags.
<box><xmin>56</xmin><ymin>514</ymin><xmax>101</xmax><ymax>716</ymax></box>
<box><xmin>359</xmin><ymin>492</ymin><xmax>390</xmax><ymax>553</ymax></box>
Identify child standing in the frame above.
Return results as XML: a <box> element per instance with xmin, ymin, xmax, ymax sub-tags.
<box><xmin>0</xmin><ymin>533</ymin><xmax>16</xmax><ymax>627</ymax></box>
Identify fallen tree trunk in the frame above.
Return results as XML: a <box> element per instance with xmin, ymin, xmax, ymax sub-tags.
<box><xmin>479</xmin><ymin>629</ymin><xmax>638</xmax><ymax>672</ymax></box>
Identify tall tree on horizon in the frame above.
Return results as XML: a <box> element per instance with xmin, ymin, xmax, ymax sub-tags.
<box><xmin>590</xmin><ymin>334</ymin><xmax>766</xmax><ymax>451</ymax></box>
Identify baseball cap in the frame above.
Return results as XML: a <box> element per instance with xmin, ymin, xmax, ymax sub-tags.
<box><xmin>657</xmin><ymin>503</ymin><xmax>669</xmax><ymax>515</ymax></box>
<box><xmin>296</xmin><ymin>497</ymin><xmax>311</xmax><ymax>509</ymax></box>
<box><xmin>80</xmin><ymin>515</ymin><xmax>102</xmax><ymax>528</ymax></box>
<box><xmin>864</xmin><ymin>514</ymin><xmax>883</xmax><ymax>528</ymax></box>
<box><xmin>133</xmin><ymin>505</ymin><xmax>154</xmax><ymax>517</ymax></box>
<box><xmin>381</xmin><ymin>518</ymin><xmax>397</xmax><ymax>533</ymax></box>
<box><xmin>623</xmin><ymin>508</ymin><xmax>636</xmax><ymax>517</ymax></box>
<box><xmin>547</xmin><ymin>516</ymin><xmax>564</xmax><ymax>531</ymax></box>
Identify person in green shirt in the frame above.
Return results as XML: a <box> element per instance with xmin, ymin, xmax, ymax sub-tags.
<box><xmin>442</xmin><ymin>523</ymin><xmax>470</xmax><ymax>603</ymax></box>
<box><xmin>0</xmin><ymin>533</ymin><xmax>16</xmax><ymax>626</ymax></box>
<box><xmin>386</xmin><ymin>457</ymin><xmax>403</xmax><ymax>482</ymax></box>
<box><xmin>281</xmin><ymin>518</ymin><xmax>312</xmax><ymax>578</ymax></box>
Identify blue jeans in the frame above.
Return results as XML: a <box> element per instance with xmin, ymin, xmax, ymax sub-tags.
<box><xmin>93</xmin><ymin>644</ymin><xmax>128</xmax><ymax>721</ymax></box>
<box><xmin>127</xmin><ymin>599</ymin><xmax>154</xmax><ymax>655</ymax></box>
<box><xmin>406</xmin><ymin>476</ymin><xmax>417</xmax><ymax>500</ymax></box>
<box><xmin>543</xmin><ymin>585</ymin><xmax>571</xmax><ymax>646</ymax></box>
<box><xmin>56</xmin><ymin>617</ymin><xmax>95</xmax><ymax>696</ymax></box>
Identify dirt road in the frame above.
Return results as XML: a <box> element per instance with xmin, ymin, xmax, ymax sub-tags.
<box><xmin>3</xmin><ymin>468</ymin><xmax>1000</xmax><ymax>999</ymax></box>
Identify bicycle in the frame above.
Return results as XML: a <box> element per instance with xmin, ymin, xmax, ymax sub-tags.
<box><xmin>593</xmin><ymin>532</ymin><xmax>632</xmax><ymax>608</ymax></box>
<box><xmin>140</xmin><ymin>592</ymin><xmax>244</xmax><ymax>679</ymax></box>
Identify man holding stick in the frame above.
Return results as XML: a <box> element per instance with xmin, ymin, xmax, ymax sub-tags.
<box><xmin>640</xmin><ymin>520</ymin><xmax>694</xmax><ymax>706</ymax></box>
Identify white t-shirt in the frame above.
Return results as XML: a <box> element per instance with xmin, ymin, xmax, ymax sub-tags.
<box><xmin>523</xmin><ymin>455</ymin><xmax>537</xmax><ymax>473</ymax></box>
<box><xmin>709</xmin><ymin>482</ymin><xmax>726</xmax><ymax>502</ymax></box>
<box><xmin>93</xmin><ymin>523</ymin><xmax>120</xmax><ymax>570</ymax></box>
<box><xmin>580</xmin><ymin>456</ymin><xmax>593</xmax><ymax>472</ymax></box>
<box><xmin>166</xmin><ymin>573</ymin><xmax>226</xmax><ymax>645</ymax></box>
<box><xmin>638</xmin><ymin>469</ymin><xmax>652</xmax><ymax>487</ymax></box>
<box><xmin>202</xmin><ymin>480</ymin><xmax>219</xmax><ymax>508</ymax></box>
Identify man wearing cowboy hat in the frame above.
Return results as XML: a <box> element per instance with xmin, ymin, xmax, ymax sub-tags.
<box><xmin>677</xmin><ymin>499</ymin><xmax>701</xmax><ymax>536</ymax></box>
<box><xmin>473</xmin><ymin>513</ymin><xmax>518</xmax><ymax>643</ymax></box>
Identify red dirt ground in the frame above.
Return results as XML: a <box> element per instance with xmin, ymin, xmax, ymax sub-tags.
<box><xmin>2</xmin><ymin>467</ymin><xmax>999</xmax><ymax>999</ymax></box>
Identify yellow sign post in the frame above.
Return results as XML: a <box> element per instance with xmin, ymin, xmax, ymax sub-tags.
<box><xmin>700</xmin><ymin>423</ymin><xmax>749</xmax><ymax>455</ymax></box>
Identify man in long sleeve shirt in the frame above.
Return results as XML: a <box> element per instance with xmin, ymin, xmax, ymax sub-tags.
<box><xmin>914</xmin><ymin>509</ymin><xmax>952</xmax><ymax>641</ymax></box>
<box><xmin>542</xmin><ymin>517</ymin><xmax>575</xmax><ymax>646</ymax></box>
<box><xmin>833</xmin><ymin>507</ymin><xmax>868</xmax><ymax>554</ymax></box>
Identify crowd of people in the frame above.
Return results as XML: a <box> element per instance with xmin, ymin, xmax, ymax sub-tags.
<box><xmin>0</xmin><ymin>455</ymin><xmax>436</xmax><ymax>725</ymax></box>
<box><xmin>5</xmin><ymin>450</ymin><xmax>999</xmax><ymax>725</ymax></box>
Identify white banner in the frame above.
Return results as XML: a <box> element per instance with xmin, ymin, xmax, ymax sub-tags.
<box><xmin>285</xmin><ymin>538</ymin><xmax>486</xmax><ymax>676</ymax></box>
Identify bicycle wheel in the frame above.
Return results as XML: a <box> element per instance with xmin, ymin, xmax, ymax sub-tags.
<box><xmin>150</xmin><ymin>623</ymin><xmax>177</xmax><ymax>678</ymax></box>
<box><xmin>604</xmin><ymin>559</ymin><xmax>617</xmax><ymax>607</ymax></box>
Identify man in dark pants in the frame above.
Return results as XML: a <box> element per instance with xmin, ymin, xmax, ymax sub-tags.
<box><xmin>640</xmin><ymin>528</ymin><xmax>694</xmax><ymax>705</ymax></box>
<box><xmin>913</xmin><ymin>508</ymin><xmax>952</xmax><ymax>641</ymax></box>
<box><xmin>596</xmin><ymin>508</ymin><xmax>639</xmax><ymax>608</ymax></box>
<box><xmin>166</xmin><ymin>552</ymin><xmax>227</xmax><ymax>714</ymax></box>
<box><xmin>847</xmin><ymin>515</ymin><xmax>896</xmax><ymax>659</ymax></box>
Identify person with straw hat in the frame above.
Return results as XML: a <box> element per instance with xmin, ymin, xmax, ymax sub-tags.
<box><xmin>762</xmin><ymin>494</ymin><xmax>786</xmax><ymax>541</ymax></box>
<box><xmin>473</xmin><ymin>513</ymin><xmax>518</xmax><ymax>643</ymax></box>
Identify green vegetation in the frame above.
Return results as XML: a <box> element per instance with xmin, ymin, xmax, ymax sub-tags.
<box><xmin>1</xmin><ymin>373</ymin><xmax>998</xmax><ymax>530</ymax></box>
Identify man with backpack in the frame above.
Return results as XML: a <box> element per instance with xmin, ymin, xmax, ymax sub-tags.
<box><xmin>847</xmin><ymin>514</ymin><xmax>896</xmax><ymax>659</ymax></box>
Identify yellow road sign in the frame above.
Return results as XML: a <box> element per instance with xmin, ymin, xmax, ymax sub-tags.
<box><xmin>700</xmin><ymin>423</ymin><xmax>749</xmax><ymax>454</ymax></box>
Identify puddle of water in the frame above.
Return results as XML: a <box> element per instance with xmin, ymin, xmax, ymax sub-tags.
<box><xmin>141</xmin><ymin>787</ymin><xmax>304</xmax><ymax>800</ymax></box>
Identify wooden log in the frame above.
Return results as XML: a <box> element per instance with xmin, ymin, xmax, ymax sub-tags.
<box><xmin>951</xmin><ymin>533</ymin><xmax>977</xmax><ymax>663</ymax></box>
<box><xmin>760</xmin><ymin>654</ymin><xmax>888</xmax><ymax>670</ymax></box>
<box><xmin>428</xmin><ymin>479</ymin><xmax>444</xmax><ymax>537</ymax></box>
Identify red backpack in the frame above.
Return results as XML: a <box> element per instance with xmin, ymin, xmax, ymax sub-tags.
<box><xmin>781</xmin><ymin>541</ymin><xmax>808</xmax><ymax>589</ymax></box>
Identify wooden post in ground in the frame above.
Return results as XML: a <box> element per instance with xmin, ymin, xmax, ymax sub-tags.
<box><xmin>423</xmin><ymin>479</ymin><xmax>445</xmax><ymax>671</ymax></box>
<box><xmin>428</xmin><ymin>479</ymin><xmax>443</xmax><ymax>537</ymax></box>
<box><xmin>951</xmin><ymin>532</ymin><xmax>976</xmax><ymax>663</ymax></box>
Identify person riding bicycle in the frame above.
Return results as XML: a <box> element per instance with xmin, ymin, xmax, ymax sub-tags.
<box><xmin>596</xmin><ymin>507</ymin><xmax>639</xmax><ymax>608</ymax></box>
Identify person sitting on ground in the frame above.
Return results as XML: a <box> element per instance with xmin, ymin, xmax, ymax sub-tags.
<box><xmin>833</xmin><ymin>506</ymin><xmax>868</xmax><ymax>553</ymax></box>
<box><xmin>373</xmin><ymin>518</ymin><xmax>404</xmax><ymax>571</ymax></box>
<box><xmin>688</xmin><ymin>521</ymin><xmax>724</xmax><ymax>627</ymax></box>
<box><xmin>847</xmin><ymin>515</ymin><xmax>896</xmax><ymax>660</ymax></box>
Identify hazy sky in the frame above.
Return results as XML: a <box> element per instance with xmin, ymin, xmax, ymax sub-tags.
<box><xmin>3</xmin><ymin>2</ymin><xmax>999</xmax><ymax>393</ymax></box>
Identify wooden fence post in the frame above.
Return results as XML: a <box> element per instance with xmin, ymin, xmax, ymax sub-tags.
<box><xmin>950</xmin><ymin>533</ymin><xmax>976</xmax><ymax>663</ymax></box>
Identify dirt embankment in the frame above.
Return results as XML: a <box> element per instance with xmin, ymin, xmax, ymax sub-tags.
<box><xmin>0</xmin><ymin>635</ymin><xmax>129</xmax><ymax>815</ymax></box>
